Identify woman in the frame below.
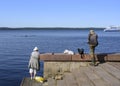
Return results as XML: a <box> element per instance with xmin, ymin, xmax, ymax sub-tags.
<box><xmin>28</xmin><ymin>47</ymin><xmax>40</xmax><ymax>79</ymax></box>
<box><xmin>88</xmin><ymin>30</ymin><xmax>98</xmax><ymax>66</ymax></box>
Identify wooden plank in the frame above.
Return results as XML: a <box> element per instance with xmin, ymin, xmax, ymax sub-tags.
<box><xmin>40</xmin><ymin>53</ymin><xmax>120</xmax><ymax>62</ymax></box>
<box><xmin>100</xmin><ymin>63</ymin><xmax>120</xmax><ymax>80</ymax></box>
<box><xmin>107</xmin><ymin>54</ymin><xmax>120</xmax><ymax>61</ymax></box>
<box><xmin>47</xmin><ymin>78</ymin><xmax>56</xmax><ymax>86</ymax></box>
<box><xmin>40</xmin><ymin>54</ymin><xmax>72</xmax><ymax>61</ymax></box>
<box><xmin>72</xmin><ymin>68</ymin><xmax>94</xmax><ymax>86</ymax></box>
<box><xmin>64</xmin><ymin>73</ymin><xmax>78</xmax><ymax>86</ymax></box>
<box><xmin>57</xmin><ymin>80</ymin><xmax>67</xmax><ymax>86</ymax></box>
<box><xmin>90</xmin><ymin>65</ymin><xmax>120</xmax><ymax>86</ymax></box>
<box><xmin>20</xmin><ymin>78</ymin><xmax>25</xmax><ymax>86</ymax></box>
<box><xmin>20</xmin><ymin>77</ymin><xmax>42</xmax><ymax>86</ymax></box>
<box><xmin>108</xmin><ymin>62</ymin><xmax>120</xmax><ymax>70</ymax></box>
<box><xmin>82</xmin><ymin>67</ymin><xmax>109</xmax><ymax>86</ymax></box>
<box><xmin>71</xmin><ymin>54</ymin><xmax>91</xmax><ymax>61</ymax></box>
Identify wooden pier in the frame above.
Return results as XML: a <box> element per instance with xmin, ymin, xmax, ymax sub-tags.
<box><xmin>20</xmin><ymin>53</ymin><xmax>120</xmax><ymax>86</ymax></box>
<box><xmin>20</xmin><ymin>62</ymin><xmax>120</xmax><ymax>86</ymax></box>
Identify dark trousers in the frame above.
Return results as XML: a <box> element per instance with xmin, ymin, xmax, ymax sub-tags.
<box><xmin>89</xmin><ymin>45</ymin><xmax>96</xmax><ymax>65</ymax></box>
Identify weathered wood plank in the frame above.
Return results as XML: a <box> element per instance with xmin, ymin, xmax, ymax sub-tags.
<box><xmin>40</xmin><ymin>54</ymin><xmax>72</xmax><ymax>61</ymax></box>
<box><xmin>64</xmin><ymin>73</ymin><xmax>78</xmax><ymax>86</ymax></box>
<box><xmin>100</xmin><ymin>63</ymin><xmax>120</xmax><ymax>80</ymax></box>
<box><xmin>72</xmin><ymin>68</ymin><xmax>94</xmax><ymax>86</ymax></box>
<box><xmin>107</xmin><ymin>54</ymin><xmax>120</xmax><ymax>61</ymax></box>
<box><xmin>108</xmin><ymin>62</ymin><xmax>120</xmax><ymax>70</ymax></box>
<box><xmin>57</xmin><ymin>80</ymin><xmax>67</xmax><ymax>86</ymax></box>
<box><xmin>90</xmin><ymin>65</ymin><xmax>120</xmax><ymax>86</ymax></box>
<box><xmin>82</xmin><ymin>67</ymin><xmax>109</xmax><ymax>86</ymax></box>
<box><xmin>47</xmin><ymin>78</ymin><xmax>56</xmax><ymax>86</ymax></box>
<box><xmin>20</xmin><ymin>78</ymin><xmax>42</xmax><ymax>86</ymax></box>
<box><xmin>40</xmin><ymin>53</ymin><xmax>120</xmax><ymax>62</ymax></box>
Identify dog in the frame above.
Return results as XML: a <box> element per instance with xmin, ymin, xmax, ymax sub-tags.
<box><xmin>78</xmin><ymin>48</ymin><xmax>84</xmax><ymax>58</ymax></box>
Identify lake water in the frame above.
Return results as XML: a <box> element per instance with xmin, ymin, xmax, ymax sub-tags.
<box><xmin>0</xmin><ymin>29</ymin><xmax>120</xmax><ymax>86</ymax></box>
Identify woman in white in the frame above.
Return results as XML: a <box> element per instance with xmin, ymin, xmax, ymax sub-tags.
<box><xmin>28</xmin><ymin>47</ymin><xmax>40</xmax><ymax>79</ymax></box>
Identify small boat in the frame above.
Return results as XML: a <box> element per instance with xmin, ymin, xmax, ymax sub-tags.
<box><xmin>104</xmin><ymin>26</ymin><xmax>120</xmax><ymax>32</ymax></box>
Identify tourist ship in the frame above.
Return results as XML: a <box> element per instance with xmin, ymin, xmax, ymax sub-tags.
<box><xmin>104</xmin><ymin>26</ymin><xmax>120</xmax><ymax>32</ymax></box>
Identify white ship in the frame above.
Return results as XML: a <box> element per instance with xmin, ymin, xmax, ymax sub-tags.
<box><xmin>104</xmin><ymin>26</ymin><xmax>120</xmax><ymax>32</ymax></box>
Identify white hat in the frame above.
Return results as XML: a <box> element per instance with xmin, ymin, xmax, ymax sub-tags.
<box><xmin>33</xmin><ymin>47</ymin><xmax>39</xmax><ymax>51</ymax></box>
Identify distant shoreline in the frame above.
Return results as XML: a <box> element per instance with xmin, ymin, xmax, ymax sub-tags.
<box><xmin>0</xmin><ymin>27</ymin><xmax>105</xmax><ymax>30</ymax></box>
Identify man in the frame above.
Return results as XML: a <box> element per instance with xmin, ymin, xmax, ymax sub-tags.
<box><xmin>88</xmin><ymin>30</ymin><xmax>98</xmax><ymax>66</ymax></box>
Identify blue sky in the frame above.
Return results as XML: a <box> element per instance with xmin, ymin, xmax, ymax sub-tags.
<box><xmin>0</xmin><ymin>0</ymin><xmax>120</xmax><ymax>27</ymax></box>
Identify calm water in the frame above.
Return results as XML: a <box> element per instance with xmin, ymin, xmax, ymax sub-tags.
<box><xmin>0</xmin><ymin>29</ymin><xmax>120</xmax><ymax>86</ymax></box>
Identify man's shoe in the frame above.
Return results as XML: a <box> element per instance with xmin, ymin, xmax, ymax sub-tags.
<box><xmin>89</xmin><ymin>63</ymin><xmax>94</xmax><ymax>66</ymax></box>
